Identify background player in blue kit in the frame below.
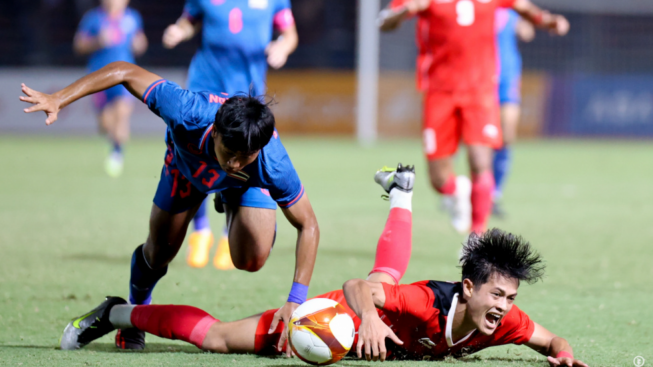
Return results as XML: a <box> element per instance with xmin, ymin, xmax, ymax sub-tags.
<box><xmin>161</xmin><ymin>0</ymin><xmax>299</xmax><ymax>270</ymax></box>
<box><xmin>74</xmin><ymin>0</ymin><xmax>148</xmax><ymax>178</ymax></box>
<box><xmin>492</xmin><ymin>8</ymin><xmax>535</xmax><ymax>217</ymax></box>
<box><xmin>20</xmin><ymin>61</ymin><xmax>319</xmax><ymax>354</ymax></box>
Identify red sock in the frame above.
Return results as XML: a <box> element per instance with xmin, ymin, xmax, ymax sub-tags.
<box><xmin>130</xmin><ymin>305</ymin><xmax>219</xmax><ymax>349</ymax></box>
<box><xmin>471</xmin><ymin>171</ymin><xmax>495</xmax><ymax>234</ymax></box>
<box><xmin>436</xmin><ymin>175</ymin><xmax>457</xmax><ymax>195</ymax></box>
<box><xmin>369</xmin><ymin>208</ymin><xmax>412</xmax><ymax>284</ymax></box>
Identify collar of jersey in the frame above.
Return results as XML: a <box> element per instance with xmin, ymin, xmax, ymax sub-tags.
<box><xmin>445</xmin><ymin>293</ymin><xmax>476</xmax><ymax>348</ymax></box>
<box><xmin>200</xmin><ymin>125</ymin><xmax>219</xmax><ymax>161</ymax></box>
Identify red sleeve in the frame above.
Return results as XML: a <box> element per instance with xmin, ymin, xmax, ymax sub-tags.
<box><xmin>490</xmin><ymin>305</ymin><xmax>535</xmax><ymax>346</ymax></box>
<box><xmin>497</xmin><ymin>0</ymin><xmax>517</xmax><ymax>8</ymax></box>
<box><xmin>389</xmin><ymin>0</ymin><xmax>410</xmax><ymax>11</ymax></box>
<box><xmin>381</xmin><ymin>282</ymin><xmax>437</xmax><ymax>322</ymax></box>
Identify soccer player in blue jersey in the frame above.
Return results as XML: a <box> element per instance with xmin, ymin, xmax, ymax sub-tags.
<box><xmin>492</xmin><ymin>8</ymin><xmax>534</xmax><ymax>217</ymax></box>
<box><xmin>20</xmin><ymin>61</ymin><xmax>319</xmax><ymax>352</ymax></box>
<box><xmin>74</xmin><ymin>0</ymin><xmax>148</xmax><ymax>177</ymax></box>
<box><xmin>161</xmin><ymin>0</ymin><xmax>299</xmax><ymax>270</ymax></box>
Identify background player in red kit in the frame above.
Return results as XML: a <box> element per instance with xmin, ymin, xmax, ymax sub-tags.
<box><xmin>61</xmin><ymin>164</ymin><xmax>588</xmax><ymax>366</ymax></box>
<box><xmin>378</xmin><ymin>0</ymin><xmax>569</xmax><ymax>234</ymax></box>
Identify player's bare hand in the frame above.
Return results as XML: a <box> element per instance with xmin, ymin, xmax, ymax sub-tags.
<box><xmin>20</xmin><ymin>83</ymin><xmax>61</xmax><ymax>125</ymax></box>
<box><xmin>547</xmin><ymin>356</ymin><xmax>589</xmax><ymax>367</ymax></box>
<box><xmin>265</xmin><ymin>41</ymin><xmax>290</xmax><ymax>69</ymax></box>
<box><xmin>268</xmin><ymin>301</ymin><xmax>299</xmax><ymax>357</ymax></box>
<box><xmin>356</xmin><ymin>311</ymin><xmax>403</xmax><ymax>362</ymax></box>
<box><xmin>405</xmin><ymin>0</ymin><xmax>432</xmax><ymax>13</ymax></box>
<box><xmin>550</xmin><ymin>15</ymin><xmax>569</xmax><ymax>36</ymax></box>
<box><xmin>99</xmin><ymin>28</ymin><xmax>115</xmax><ymax>48</ymax></box>
<box><xmin>163</xmin><ymin>24</ymin><xmax>186</xmax><ymax>49</ymax></box>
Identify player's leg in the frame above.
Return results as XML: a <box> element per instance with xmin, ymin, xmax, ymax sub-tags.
<box><xmin>461</xmin><ymin>92</ymin><xmax>502</xmax><ymax>234</ymax></box>
<box><xmin>217</xmin><ymin>188</ymin><xmax>277</xmax><ymax>272</ymax></box>
<box><xmin>101</xmin><ymin>87</ymin><xmax>131</xmax><ymax>177</ymax></box>
<box><xmin>60</xmin><ymin>295</ymin><xmax>265</xmax><ymax>354</ymax></box>
<box><xmin>186</xmin><ymin>197</ymin><xmax>215</xmax><ymax>269</ymax></box>
<box><xmin>423</xmin><ymin>92</ymin><xmax>472</xmax><ymax>233</ymax></box>
<box><xmin>368</xmin><ymin>164</ymin><xmax>415</xmax><ymax>285</ymax></box>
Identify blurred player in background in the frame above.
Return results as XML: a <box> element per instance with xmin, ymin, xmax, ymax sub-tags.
<box><xmin>379</xmin><ymin>0</ymin><xmax>568</xmax><ymax>234</ymax></box>
<box><xmin>161</xmin><ymin>0</ymin><xmax>298</xmax><ymax>270</ymax></box>
<box><xmin>492</xmin><ymin>9</ymin><xmax>534</xmax><ymax>218</ymax></box>
<box><xmin>74</xmin><ymin>0</ymin><xmax>147</xmax><ymax>177</ymax></box>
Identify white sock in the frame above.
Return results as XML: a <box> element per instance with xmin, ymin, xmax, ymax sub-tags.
<box><xmin>109</xmin><ymin>304</ymin><xmax>136</xmax><ymax>329</ymax></box>
<box><xmin>389</xmin><ymin>189</ymin><xmax>413</xmax><ymax>211</ymax></box>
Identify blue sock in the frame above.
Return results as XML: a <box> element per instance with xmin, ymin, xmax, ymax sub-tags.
<box><xmin>493</xmin><ymin>146</ymin><xmax>512</xmax><ymax>200</ymax></box>
<box><xmin>193</xmin><ymin>198</ymin><xmax>211</xmax><ymax>232</ymax></box>
<box><xmin>112</xmin><ymin>140</ymin><xmax>122</xmax><ymax>155</ymax></box>
<box><xmin>129</xmin><ymin>244</ymin><xmax>167</xmax><ymax>305</ymax></box>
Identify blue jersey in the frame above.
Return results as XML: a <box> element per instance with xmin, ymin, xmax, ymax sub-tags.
<box><xmin>143</xmin><ymin>79</ymin><xmax>304</xmax><ymax>208</ymax></box>
<box><xmin>183</xmin><ymin>0</ymin><xmax>292</xmax><ymax>95</ymax></box>
<box><xmin>495</xmin><ymin>9</ymin><xmax>521</xmax><ymax>79</ymax></box>
<box><xmin>77</xmin><ymin>7</ymin><xmax>143</xmax><ymax>72</ymax></box>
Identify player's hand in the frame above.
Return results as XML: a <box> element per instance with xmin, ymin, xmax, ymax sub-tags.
<box><xmin>268</xmin><ymin>301</ymin><xmax>299</xmax><ymax>357</ymax></box>
<box><xmin>550</xmin><ymin>15</ymin><xmax>569</xmax><ymax>36</ymax></box>
<box><xmin>265</xmin><ymin>41</ymin><xmax>290</xmax><ymax>69</ymax></box>
<box><xmin>163</xmin><ymin>24</ymin><xmax>186</xmax><ymax>49</ymax></box>
<box><xmin>20</xmin><ymin>83</ymin><xmax>62</xmax><ymax>125</ymax></box>
<box><xmin>405</xmin><ymin>0</ymin><xmax>432</xmax><ymax>13</ymax></box>
<box><xmin>356</xmin><ymin>311</ymin><xmax>403</xmax><ymax>362</ymax></box>
<box><xmin>98</xmin><ymin>28</ymin><xmax>115</xmax><ymax>48</ymax></box>
<box><xmin>547</xmin><ymin>356</ymin><xmax>589</xmax><ymax>367</ymax></box>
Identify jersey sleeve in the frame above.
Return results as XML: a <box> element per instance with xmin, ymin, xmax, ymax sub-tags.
<box><xmin>77</xmin><ymin>11</ymin><xmax>99</xmax><ymax>38</ymax></box>
<box><xmin>182</xmin><ymin>0</ymin><xmax>204</xmax><ymax>23</ymax></box>
<box><xmin>258</xmin><ymin>134</ymin><xmax>304</xmax><ymax>208</ymax></box>
<box><xmin>380</xmin><ymin>282</ymin><xmax>438</xmax><ymax>322</ymax></box>
<box><xmin>490</xmin><ymin>305</ymin><xmax>535</xmax><ymax>346</ymax></box>
<box><xmin>272</xmin><ymin>0</ymin><xmax>295</xmax><ymax>32</ymax></box>
<box><xmin>497</xmin><ymin>0</ymin><xmax>517</xmax><ymax>8</ymax></box>
<box><xmin>142</xmin><ymin>79</ymin><xmax>207</xmax><ymax>132</ymax></box>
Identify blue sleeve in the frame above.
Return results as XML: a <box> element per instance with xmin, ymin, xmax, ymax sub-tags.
<box><xmin>259</xmin><ymin>135</ymin><xmax>304</xmax><ymax>208</ymax></box>
<box><xmin>274</xmin><ymin>0</ymin><xmax>292</xmax><ymax>13</ymax></box>
<box><xmin>143</xmin><ymin>80</ymin><xmax>209</xmax><ymax>132</ymax></box>
<box><xmin>183</xmin><ymin>0</ymin><xmax>204</xmax><ymax>22</ymax></box>
<box><xmin>77</xmin><ymin>10</ymin><xmax>98</xmax><ymax>37</ymax></box>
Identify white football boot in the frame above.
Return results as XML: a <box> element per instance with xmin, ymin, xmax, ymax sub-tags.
<box><xmin>374</xmin><ymin>163</ymin><xmax>415</xmax><ymax>194</ymax></box>
<box><xmin>441</xmin><ymin>175</ymin><xmax>472</xmax><ymax>234</ymax></box>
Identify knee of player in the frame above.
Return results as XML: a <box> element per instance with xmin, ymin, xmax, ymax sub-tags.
<box><xmin>232</xmin><ymin>254</ymin><xmax>267</xmax><ymax>272</ymax></box>
<box><xmin>201</xmin><ymin>335</ymin><xmax>229</xmax><ymax>353</ymax></box>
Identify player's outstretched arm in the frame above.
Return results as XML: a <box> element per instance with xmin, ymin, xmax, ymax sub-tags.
<box><xmin>266</xmin><ymin>24</ymin><xmax>298</xmax><ymax>70</ymax></box>
<box><xmin>20</xmin><ymin>61</ymin><xmax>161</xmax><ymax>125</ymax></box>
<box><xmin>163</xmin><ymin>17</ymin><xmax>199</xmax><ymax>49</ymax></box>
<box><xmin>343</xmin><ymin>279</ymin><xmax>403</xmax><ymax>362</ymax></box>
<box><xmin>513</xmin><ymin>0</ymin><xmax>569</xmax><ymax>36</ymax></box>
<box><xmin>378</xmin><ymin>0</ymin><xmax>431</xmax><ymax>32</ymax></box>
<box><xmin>526</xmin><ymin>322</ymin><xmax>589</xmax><ymax>367</ymax></box>
<box><xmin>267</xmin><ymin>194</ymin><xmax>319</xmax><ymax>356</ymax></box>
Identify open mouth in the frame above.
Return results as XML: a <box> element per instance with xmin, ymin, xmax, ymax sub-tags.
<box><xmin>484</xmin><ymin>312</ymin><xmax>502</xmax><ymax>329</ymax></box>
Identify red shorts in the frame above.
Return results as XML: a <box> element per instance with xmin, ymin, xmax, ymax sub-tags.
<box><xmin>422</xmin><ymin>90</ymin><xmax>502</xmax><ymax>160</ymax></box>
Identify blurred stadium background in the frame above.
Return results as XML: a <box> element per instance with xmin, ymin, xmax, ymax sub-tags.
<box><xmin>2</xmin><ymin>0</ymin><xmax>653</xmax><ymax>138</ymax></box>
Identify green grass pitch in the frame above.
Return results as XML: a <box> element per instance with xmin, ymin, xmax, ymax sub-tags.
<box><xmin>0</xmin><ymin>136</ymin><xmax>651</xmax><ymax>366</ymax></box>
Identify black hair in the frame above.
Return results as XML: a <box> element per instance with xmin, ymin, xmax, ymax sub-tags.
<box><xmin>213</xmin><ymin>95</ymin><xmax>275</xmax><ymax>155</ymax></box>
<box><xmin>460</xmin><ymin>228</ymin><xmax>545</xmax><ymax>286</ymax></box>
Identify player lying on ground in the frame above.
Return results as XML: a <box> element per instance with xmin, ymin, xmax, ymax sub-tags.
<box><xmin>20</xmin><ymin>61</ymin><xmax>319</xmax><ymax>353</ymax></box>
<box><xmin>378</xmin><ymin>0</ymin><xmax>569</xmax><ymax>234</ymax></box>
<box><xmin>61</xmin><ymin>164</ymin><xmax>587</xmax><ymax>366</ymax></box>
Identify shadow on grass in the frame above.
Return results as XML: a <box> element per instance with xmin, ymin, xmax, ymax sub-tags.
<box><xmin>0</xmin><ymin>345</ymin><xmax>57</xmax><ymax>350</ymax></box>
<box><xmin>84</xmin><ymin>343</ymin><xmax>202</xmax><ymax>354</ymax></box>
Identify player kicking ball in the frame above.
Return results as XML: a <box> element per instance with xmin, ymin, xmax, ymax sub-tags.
<box><xmin>20</xmin><ymin>61</ymin><xmax>319</xmax><ymax>352</ymax></box>
<box><xmin>60</xmin><ymin>164</ymin><xmax>587</xmax><ymax>367</ymax></box>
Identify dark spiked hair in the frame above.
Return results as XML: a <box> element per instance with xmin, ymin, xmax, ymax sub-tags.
<box><xmin>460</xmin><ymin>228</ymin><xmax>545</xmax><ymax>286</ymax></box>
<box><xmin>213</xmin><ymin>95</ymin><xmax>275</xmax><ymax>155</ymax></box>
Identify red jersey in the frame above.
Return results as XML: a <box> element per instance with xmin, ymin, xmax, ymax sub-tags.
<box><xmin>390</xmin><ymin>0</ymin><xmax>516</xmax><ymax>93</ymax></box>
<box><xmin>315</xmin><ymin>280</ymin><xmax>534</xmax><ymax>360</ymax></box>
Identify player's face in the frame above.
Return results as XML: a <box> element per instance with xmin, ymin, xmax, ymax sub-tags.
<box><xmin>213</xmin><ymin>133</ymin><xmax>260</xmax><ymax>174</ymax></box>
<box><xmin>102</xmin><ymin>0</ymin><xmax>129</xmax><ymax>14</ymax></box>
<box><xmin>464</xmin><ymin>274</ymin><xmax>519</xmax><ymax>336</ymax></box>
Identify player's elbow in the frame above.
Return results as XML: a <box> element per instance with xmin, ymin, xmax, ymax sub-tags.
<box><xmin>342</xmin><ymin>278</ymin><xmax>364</xmax><ymax>292</ymax></box>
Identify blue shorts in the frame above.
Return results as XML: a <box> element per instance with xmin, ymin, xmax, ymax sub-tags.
<box><xmin>92</xmin><ymin>85</ymin><xmax>133</xmax><ymax>111</ymax></box>
<box><xmin>498</xmin><ymin>71</ymin><xmax>522</xmax><ymax>105</ymax></box>
<box><xmin>153</xmin><ymin>144</ymin><xmax>277</xmax><ymax>214</ymax></box>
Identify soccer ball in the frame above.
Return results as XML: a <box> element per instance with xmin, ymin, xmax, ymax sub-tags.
<box><xmin>288</xmin><ymin>298</ymin><xmax>356</xmax><ymax>365</ymax></box>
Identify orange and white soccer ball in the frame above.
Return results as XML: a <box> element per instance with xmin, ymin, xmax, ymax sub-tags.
<box><xmin>288</xmin><ymin>298</ymin><xmax>356</xmax><ymax>365</ymax></box>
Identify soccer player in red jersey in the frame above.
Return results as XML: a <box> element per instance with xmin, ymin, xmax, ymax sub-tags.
<box><xmin>61</xmin><ymin>165</ymin><xmax>587</xmax><ymax>366</ymax></box>
<box><xmin>378</xmin><ymin>0</ymin><xmax>569</xmax><ymax>234</ymax></box>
